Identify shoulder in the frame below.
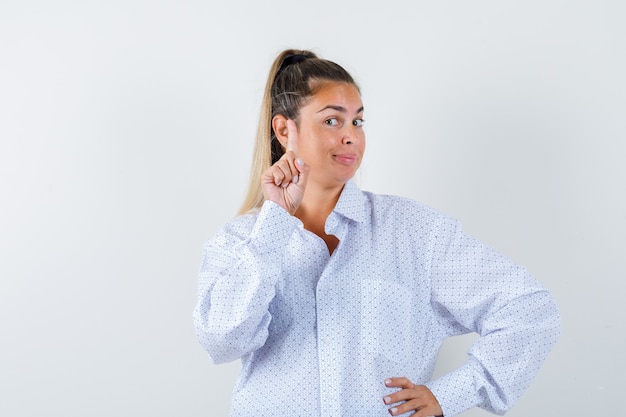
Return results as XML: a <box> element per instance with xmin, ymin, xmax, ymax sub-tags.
<box><xmin>359</xmin><ymin>189</ymin><xmax>460</xmax><ymax>241</ymax></box>
<box><xmin>363</xmin><ymin>190</ymin><xmax>451</xmax><ymax>224</ymax></box>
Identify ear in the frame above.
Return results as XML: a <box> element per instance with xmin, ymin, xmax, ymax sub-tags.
<box><xmin>272</xmin><ymin>115</ymin><xmax>290</xmax><ymax>149</ymax></box>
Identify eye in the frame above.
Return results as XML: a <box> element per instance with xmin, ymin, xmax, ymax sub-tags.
<box><xmin>324</xmin><ymin>118</ymin><xmax>339</xmax><ymax>126</ymax></box>
<box><xmin>353</xmin><ymin>119</ymin><xmax>365</xmax><ymax>127</ymax></box>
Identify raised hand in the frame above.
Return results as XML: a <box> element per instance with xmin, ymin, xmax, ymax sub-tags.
<box><xmin>261</xmin><ymin>120</ymin><xmax>309</xmax><ymax>215</ymax></box>
<box><xmin>383</xmin><ymin>377</ymin><xmax>444</xmax><ymax>417</ymax></box>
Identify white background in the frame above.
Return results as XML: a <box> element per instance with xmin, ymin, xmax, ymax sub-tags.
<box><xmin>1</xmin><ymin>1</ymin><xmax>624</xmax><ymax>416</ymax></box>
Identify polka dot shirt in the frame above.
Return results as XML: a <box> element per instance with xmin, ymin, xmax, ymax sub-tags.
<box><xmin>193</xmin><ymin>180</ymin><xmax>560</xmax><ymax>416</ymax></box>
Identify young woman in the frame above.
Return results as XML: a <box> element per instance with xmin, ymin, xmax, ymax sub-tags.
<box><xmin>193</xmin><ymin>49</ymin><xmax>560</xmax><ymax>417</ymax></box>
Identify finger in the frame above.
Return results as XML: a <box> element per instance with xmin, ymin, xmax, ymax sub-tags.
<box><xmin>293</xmin><ymin>156</ymin><xmax>309</xmax><ymax>190</ymax></box>
<box><xmin>384</xmin><ymin>385</ymin><xmax>443</xmax><ymax>417</ymax></box>
<box><xmin>285</xmin><ymin>119</ymin><xmax>299</xmax><ymax>155</ymax></box>
<box><xmin>268</xmin><ymin>160</ymin><xmax>290</xmax><ymax>186</ymax></box>
<box><xmin>276</xmin><ymin>158</ymin><xmax>301</xmax><ymax>186</ymax></box>
<box><xmin>294</xmin><ymin>156</ymin><xmax>308</xmax><ymax>176</ymax></box>
<box><xmin>280</xmin><ymin>151</ymin><xmax>300</xmax><ymax>183</ymax></box>
<box><xmin>383</xmin><ymin>389</ymin><xmax>415</xmax><ymax>405</ymax></box>
<box><xmin>279</xmin><ymin>155</ymin><xmax>302</xmax><ymax>184</ymax></box>
<box><xmin>388</xmin><ymin>398</ymin><xmax>425</xmax><ymax>416</ymax></box>
<box><xmin>384</xmin><ymin>377</ymin><xmax>413</xmax><ymax>389</ymax></box>
<box><xmin>410</xmin><ymin>407</ymin><xmax>444</xmax><ymax>417</ymax></box>
<box><xmin>269</xmin><ymin>165</ymin><xmax>285</xmax><ymax>187</ymax></box>
<box><xmin>409</xmin><ymin>410</ymin><xmax>442</xmax><ymax>417</ymax></box>
<box><xmin>384</xmin><ymin>384</ymin><xmax>429</xmax><ymax>405</ymax></box>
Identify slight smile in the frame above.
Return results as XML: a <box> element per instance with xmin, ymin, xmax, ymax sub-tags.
<box><xmin>333</xmin><ymin>154</ymin><xmax>358</xmax><ymax>164</ymax></box>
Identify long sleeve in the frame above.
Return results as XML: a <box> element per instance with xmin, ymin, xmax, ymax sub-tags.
<box><xmin>192</xmin><ymin>181</ymin><xmax>560</xmax><ymax>416</ymax></box>
<box><xmin>193</xmin><ymin>201</ymin><xmax>300</xmax><ymax>364</ymax></box>
<box><xmin>425</xmin><ymin>217</ymin><xmax>561</xmax><ymax>417</ymax></box>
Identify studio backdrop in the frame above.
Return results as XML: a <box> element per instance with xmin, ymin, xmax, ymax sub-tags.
<box><xmin>0</xmin><ymin>1</ymin><xmax>624</xmax><ymax>416</ymax></box>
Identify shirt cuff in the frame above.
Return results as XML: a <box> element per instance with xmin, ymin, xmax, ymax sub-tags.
<box><xmin>246</xmin><ymin>200</ymin><xmax>302</xmax><ymax>255</ymax></box>
<box><xmin>425</xmin><ymin>359</ymin><xmax>485</xmax><ymax>417</ymax></box>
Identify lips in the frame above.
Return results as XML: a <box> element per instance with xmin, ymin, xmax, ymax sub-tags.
<box><xmin>333</xmin><ymin>154</ymin><xmax>358</xmax><ymax>164</ymax></box>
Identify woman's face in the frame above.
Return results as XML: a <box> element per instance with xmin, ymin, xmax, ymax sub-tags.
<box><xmin>295</xmin><ymin>81</ymin><xmax>365</xmax><ymax>189</ymax></box>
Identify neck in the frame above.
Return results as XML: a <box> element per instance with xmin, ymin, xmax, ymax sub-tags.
<box><xmin>294</xmin><ymin>182</ymin><xmax>345</xmax><ymax>255</ymax></box>
<box><xmin>296</xmin><ymin>182</ymin><xmax>344</xmax><ymax>223</ymax></box>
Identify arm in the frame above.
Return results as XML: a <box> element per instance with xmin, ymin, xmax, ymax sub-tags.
<box><xmin>194</xmin><ymin>119</ymin><xmax>309</xmax><ymax>364</ymax></box>
<box><xmin>425</xmin><ymin>217</ymin><xmax>561</xmax><ymax>416</ymax></box>
<box><xmin>192</xmin><ymin>201</ymin><xmax>300</xmax><ymax>364</ymax></box>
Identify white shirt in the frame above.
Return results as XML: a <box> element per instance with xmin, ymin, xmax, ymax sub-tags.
<box><xmin>193</xmin><ymin>180</ymin><xmax>560</xmax><ymax>416</ymax></box>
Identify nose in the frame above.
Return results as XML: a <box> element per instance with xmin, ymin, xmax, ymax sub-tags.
<box><xmin>341</xmin><ymin>125</ymin><xmax>359</xmax><ymax>145</ymax></box>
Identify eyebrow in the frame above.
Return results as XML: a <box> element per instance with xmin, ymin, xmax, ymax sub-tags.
<box><xmin>317</xmin><ymin>105</ymin><xmax>364</xmax><ymax>115</ymax></box>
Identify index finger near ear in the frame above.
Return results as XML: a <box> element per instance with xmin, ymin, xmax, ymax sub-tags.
<box><xmin>286</xmin><ymin>119</ymin><xmax>298</xmax><ymax>154</ymax></box>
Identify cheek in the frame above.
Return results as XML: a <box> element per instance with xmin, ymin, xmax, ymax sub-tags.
<box><xmin>296</xmin><ymin>136</ymin><xmax>322</xmax><ymax>162</ymax></box>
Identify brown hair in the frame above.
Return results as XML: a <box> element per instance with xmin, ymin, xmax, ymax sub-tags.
<box><xmin>238</xmin><ymin>49</ymin><xmax>358</xmax><ymax>214</ymax></box>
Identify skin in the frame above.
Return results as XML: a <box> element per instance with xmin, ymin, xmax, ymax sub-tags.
<box><xmin>261</xmin><ymin>81</ymin><xmax>444</xmax><ymax>417</ymax></box>
<box><xmin>384</xmin><ymin>378</ymin><xmax>444</xmax><ymax>417</ymax></box>
<box><xmin>264</xmin><ymin>82</ymin><xmax>365</xmax><ymax>253</ymax></box>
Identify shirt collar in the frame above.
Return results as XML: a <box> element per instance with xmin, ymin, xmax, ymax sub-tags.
<box><xmin>332</xmin><ymin>180</ymin><xmax>369</xmax><ymax>224</ymax></box>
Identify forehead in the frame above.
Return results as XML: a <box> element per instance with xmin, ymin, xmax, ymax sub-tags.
<box><xmin>305</xmin><ymin>82</ymin><xmax>363</xmax><ymax>111</ymax></box>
